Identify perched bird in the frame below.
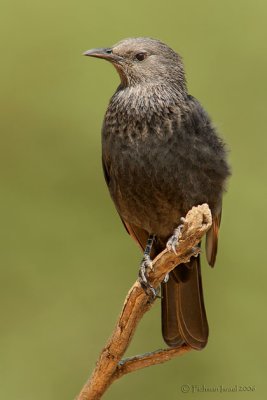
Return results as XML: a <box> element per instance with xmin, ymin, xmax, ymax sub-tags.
<box><xmin>84</xmin><ymin>38</ymin><xmax>230</xmax><ymax>349</ymax></box>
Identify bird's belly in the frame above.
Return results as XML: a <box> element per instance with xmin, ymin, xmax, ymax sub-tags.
<box><xmin>108</xmin><ymin>147</ymin><xmax>185</xmax><ymax>237</ymax></box>
<box><xmin>104</xmin><ymin>129</ymin><xmax>222</xmax><ymax>237</ymax></box>
<box><xmin>112</xmin><ymin>178</ymin><xmax>182</xmax><ymax>237</ymax></box>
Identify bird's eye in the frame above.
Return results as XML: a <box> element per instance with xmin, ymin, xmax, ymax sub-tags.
<box><xmin>135</xmin><ymin>52</ymin><xmax>147</xmax><ymax>61</ymax></box>
<box><xmin>105</xmin><ymin>48</ymin><xmax>113</xmax><ymax>54</ymax></box>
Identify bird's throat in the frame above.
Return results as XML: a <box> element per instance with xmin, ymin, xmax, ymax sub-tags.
<box><xmin>112</xmin><ymin>83</ymin><xmax>187</xmax><ymax>118</ymax></box>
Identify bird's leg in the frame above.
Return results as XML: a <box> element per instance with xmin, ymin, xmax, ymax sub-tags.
<box><xmin>166</xmin><ymin>217</ymin><xmax>186</xmax><ymax>254</ymax></box>
<box><xmin>139</xmin><ymin>234</ymin><xmax>157</xmax><ymax>296</ymax></box>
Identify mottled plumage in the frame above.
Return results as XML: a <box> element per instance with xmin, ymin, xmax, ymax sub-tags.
<box><xmin>84</xmin><ymin>37</ymin><xmax>230</xmax><ymax>349</ymax></box>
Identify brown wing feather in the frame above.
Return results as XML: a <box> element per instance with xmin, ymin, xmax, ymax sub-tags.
<box><xmin>205</xmin><ymin>210</ymin><xmax>222</xmax><ymax>267</ymax></box>
<box><xmin>122</xmin><ymin>220</ymin><xmax>149</xmax><ymax>252</ymax></box>
<box><xmin>102</xmin><ymin>156</ymin><xmax>149</xmax><ymax>251</ymax></box>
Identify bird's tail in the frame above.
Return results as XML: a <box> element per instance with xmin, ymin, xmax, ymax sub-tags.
<box><xmin>161</xmin><ymin>256</ymin><xmax>209</xmax><ymax>349</ymax></box>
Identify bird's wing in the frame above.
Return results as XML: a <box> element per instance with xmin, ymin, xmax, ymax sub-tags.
<box><xmin>102</xmin><ymin>155</ymin><xmax>111</xmax><ymax>186</ymax></box>
<box><xmin>205</xmin><ymin>208</ymin><xmax>222</xmax><ymax>267</ymax></box>
<box><xmin>185</xmin><ymin>96</ymin><xmax>225</xmax><ymax>268</ymax></box>
<box><xmin>102</xmin><ymin>156</ymin><xmax>149</xmax><ymax>252</ymax></box>
<box><xmin>121</xmin><ymin>220</ymin><xmax>149</xmax><ymax>252</ymax></box>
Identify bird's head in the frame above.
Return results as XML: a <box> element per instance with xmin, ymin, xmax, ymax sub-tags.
<box><xmin>84</xmin><ymin>37</ymin><xmax>186</xmax><ymax>91</ymax></box>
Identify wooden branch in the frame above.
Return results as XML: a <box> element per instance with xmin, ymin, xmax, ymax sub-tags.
<box><xmin>112</xmin><ymin>345</ymin><xmax>191</xmax><ymax>382</ymax></box>
<box><xmin>76</xmin><ymin>204</ymin><xmax>212</xmax><ymax>400</ymax></box>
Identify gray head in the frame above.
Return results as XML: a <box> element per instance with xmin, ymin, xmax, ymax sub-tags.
<box><xmin>84</xmin><ymin>37</ymin><xmax>186</xmax><ymax>91</ymax></box>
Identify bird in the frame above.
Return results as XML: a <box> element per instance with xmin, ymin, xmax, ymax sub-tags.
<box><xmin>84</xmin><ymin>37</ymin><xmax>230</xmax><ymax>350</ymax></box>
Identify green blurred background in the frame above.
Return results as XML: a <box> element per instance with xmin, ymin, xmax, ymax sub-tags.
<box><xmin>0</xmin><ymin>0</ymin><xmax>266</xmax><ymax>399</ymax></box>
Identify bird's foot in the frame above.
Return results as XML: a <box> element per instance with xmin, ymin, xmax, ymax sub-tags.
<box><xmin>166</xmin><ymin>218</ymin><xmax>186</xmax><ymax>254</ymax></box>
<box><xmin>139</xmin><ymin>255</ymin><xmax>157</xmax><ymax>297</ymax></box>
<box><xmin>191</xmin><ymin>246</ymin><xmax>200</xmax><ymax>257</ymax></box>
<box><xmin>163</xmin><ymin>273</ymin><xmax>169</xmax><ymax>283</ymax></box>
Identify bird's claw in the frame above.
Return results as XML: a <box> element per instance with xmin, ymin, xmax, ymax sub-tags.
<box><xmin>163</xmin><ymin>273</ymin><xmax>169</xmax><ymax>283</ymax></box>
<box><xmin>139</xmin><ymin>255</ymin><xmax>157</xmax><ymax>298</ymax></box>
<box><xmin>166</xmin><ymin>219</ymin><xmax>185</xmax><ymax>254</ymax></box>
<box><xmin>191</xmin><ymin>246</ymin><xmax>200</xmax><ymax>257</ymax></box>
<box><xmin>166</xmin><ymin>235</ymin><xmax>179</xmax><ymax>254</ymax></box>
<box><xmin>139</xmin><ymin>254</ymin><xmax>153</xmax><ymax>283</ymax></box>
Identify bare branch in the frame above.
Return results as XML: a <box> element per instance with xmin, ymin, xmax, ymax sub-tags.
<box><xmin>112</xmin><ymin>345</ymin><xmax>191</xmax><ymax>381</ymax></box>
<box><xmin>76</xmin><ymin>204</ymin><xmax>212</xmax><ymax>400</ymax></box>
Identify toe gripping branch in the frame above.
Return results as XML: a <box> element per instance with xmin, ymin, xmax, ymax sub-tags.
<box><xmin>139</xmin><ymin>220</ymin><xmax>185</xmax><ymax>297</ymax></box>
<box><xmin>139</xmin><ymin>234</ymin><xmax>157</xmax><ymax>297</ymax></box>
<box><xmin>166</xmin><ymin>218</ymin><xmax>186</xmax><ymax>254</ymax></box>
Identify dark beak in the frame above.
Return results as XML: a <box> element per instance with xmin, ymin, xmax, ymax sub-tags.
<box><xmin>83</xmin><ymin>48</ymin><xmax>122</xmax><ymax>63</ymax></box>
